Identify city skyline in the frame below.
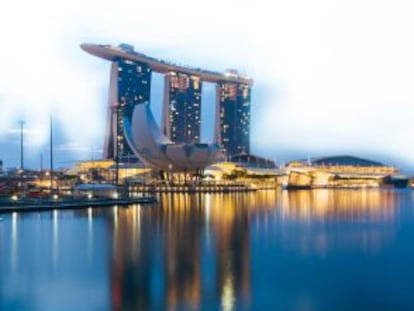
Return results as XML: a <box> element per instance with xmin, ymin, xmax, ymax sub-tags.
<box><xmin>1</xmin><ymin>0</ymin><xmax>414</xmax><ymax>172</ymax></box>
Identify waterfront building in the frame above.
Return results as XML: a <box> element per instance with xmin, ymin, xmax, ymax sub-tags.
<box><xmin>68</xmin><ymin>159</ymin><xmax>151</xmax><ymax>184</ymax></box>
<box><xmin>163</xmin><ymin>72</ymin><xmax>202</xmax><ymax>143</ymax></box>
<box><xmin>278</xmin><ymin>155</ymin><xmax>408</xmax><ymax>189</ymax></box>
<box><xmin>204</xmin><ymin>160</ymin><xmax>278</xmax><ymax>188</ymax></box>
<box><xmin>81</xmin><ymin>43</ymin><xmax>253</xmax><ymax>166</ymax></box>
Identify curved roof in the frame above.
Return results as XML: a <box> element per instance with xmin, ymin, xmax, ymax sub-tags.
<box><xmin>123</xmin><ymin>102</ymin><xmax>220</xmax><ymax>172</ymax></box>
<box><xmin>81</xmin><ymin>43</ymin><xmax>253</xmax><ymax>85</ymax></box>
<box><xmin>311</xmin><ymin>155</ymin><xmax>385</xmax><ymax>167</ymax></box>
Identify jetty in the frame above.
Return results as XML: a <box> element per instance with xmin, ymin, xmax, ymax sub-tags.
<box><xmin>0</xmin><ymin>196</ymin><xmax>157</xmax><ymax>214</ymax></box>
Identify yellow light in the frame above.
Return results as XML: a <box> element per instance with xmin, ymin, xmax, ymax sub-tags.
<box><xmin>112</xmin><ymin>192</ymin><xmax>119</xmax><ymax>199</ymax></box>
<box><xmin>11</xmin><ymin>195</ymin><xmax>18</xmax><ymax>201</ymax></box>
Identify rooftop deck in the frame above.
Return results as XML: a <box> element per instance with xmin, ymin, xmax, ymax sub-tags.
<box><xmin>81</xmin><ymin>43</ymin><xmax>253</xmax><ymax>85</ymax></box>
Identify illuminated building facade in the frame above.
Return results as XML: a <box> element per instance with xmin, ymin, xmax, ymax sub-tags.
<box><xmin>278</xmin><ymin>155</ymin><xmax>408</xmax><ymax>189</ymax></box>
<box><xmin>163</xmin><ymin>72</ymin><xmax>202</xmax><ymax>143</ymax></box>
<box><xmin>104</xmin><ymin>58</ymin><xmax>152</xmax><ymax>160</ymax></box>
<box><xmin>81</xmin><ymin>43</ymin><xmax>253</xmax><ymax>165</ymax></box>
<box><xmin>215</xmin><ymin>82</ymin><xmax>251</xmax><ymax>157</ymax></box>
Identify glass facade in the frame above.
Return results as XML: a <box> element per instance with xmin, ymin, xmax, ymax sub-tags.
<box><xmin>166</xmin><ymin>72</ymin><xmax>202</xmax><ymax>144</ymax></box>
<box><xmin>217</xmin><ymin>83</ymin><xmax>251</xmax><ymax>157</ymax></box>
<box><xmin>106</xmin><ymin>58</ymin><xmax>152</xmax><ymax>159</ymax></box>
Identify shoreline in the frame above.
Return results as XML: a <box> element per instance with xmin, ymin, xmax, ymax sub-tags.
<box><xmin>0</xmin><ymin>196</ymin><xmax>157</xmax><ymax>214</ymax></box>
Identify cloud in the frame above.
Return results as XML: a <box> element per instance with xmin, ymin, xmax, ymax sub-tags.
<box><xmin>1</xmin><ymin>0</ymin><xmax>414</xmax><ymax>171</ymax></box>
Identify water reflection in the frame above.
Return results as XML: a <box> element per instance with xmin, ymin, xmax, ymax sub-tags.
<box><xmin>0</xmin><ymin>189</ymin><xmax>408</xmax><ymax>311</ymax></box>
<box><xmin>11</xmin><ymin>212</ymin><xmax>18</xmax><ymax>272</ymax></box>
<box><xmin>53</xmin><ymin>209</ymin><xmax>59</xmax><ymax>270</ymax></box>
<box><xmin>272</xmin><ymin>189</ymin><xmax>399</xmax><ymax>257</ymax></box>
<box><xmin>105</xmin><ymin>193</ymin><xmax>257</xmax><ymax>310</ymax></box>
<box><xmin>87</xmin><ymin>207</ymin><xmax>93</xmax><ymax>265</ymax></box>
<box><xmin>279</xmin><ymin>189</ymin><xmax>398</xmax><ymax>221</ymax></box>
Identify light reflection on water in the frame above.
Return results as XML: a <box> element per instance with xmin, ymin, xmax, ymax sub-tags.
<box><xmin>1</xmin><ymin>189</ymin><xmax>413</xmax><ymax>311</ymax></box>
<box><xmin>274</xmin><ymin>189</ymin><xmax>399</xmax><ymax>257</ymax></box>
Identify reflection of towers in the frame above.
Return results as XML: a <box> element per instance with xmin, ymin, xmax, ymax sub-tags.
<box><xmin>160</xmin><ymin>193</ymin><xmax>252</xmax><ymax>310</ymax></box>
<box><xmin>211</xmin><ymin>195</ymin><xmax>251</xmax><ymax>309</ymax></box>
<box><xmin>110</xmin><ymin>207</ymin><xmax>154</xmax><ymax>311</ymax></box>
<box><xmin>163</xmin><ymin>195</ymin><xmax>202</xmax><ymax>310</ymax></box>
<box><xmin>104</xmin><ymin>58</ymin><xmax>152</xmax><ymax>159</ymax></box>
<box><xmin>163</xmin><ymin>72</ymin><xmax>202</xmax><ymax>143</ymax></box>
<box><xmin>100</xmin><ymin>192</ymin><xmax>268</xmax><ymax>310</ymax></box>
<box><xmin>215</xmin><ymin>82</ymin><xmax>251</xmax><ymax>157</ymax></box>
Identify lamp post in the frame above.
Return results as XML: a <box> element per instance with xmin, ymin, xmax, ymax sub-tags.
<box><xmin>18</xmin><ymin>120</ymin><xmax>25</xmax><ymax>171</ymax></box>
<box><xmin>50</xmin><ymin>115</ymin><xmax>54</xmax><ymax>191</ymax></box>
<box><xmin>40</xmin><ymin>152</ymin><xmax>43</xmax><ymax>182</ymax></box>
<box><xmin>111</xmin><ymin>103</ymin><xmax>120</xmax><ymax>186</ymax></box>
<box><xmin>18</xmin><ymin>120</ymin><xmax>25</xmax><ymax>198</ymax></box>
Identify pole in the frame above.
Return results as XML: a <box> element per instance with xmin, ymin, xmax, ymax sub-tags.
<box><xmin>40</xmin><ymin>152</ymin><xmax>43</xmax><ymax>182</ymax></box>
<box><xmin>115</xmin><ymin>147</ymin><xmax>119</xmax><ymax>186</ymax></box>
<box><xmin>19</xmin><ymin>120</ymin><xmax>25</xmax><ymax>171</ymax></box>
<box><xmin>50</xmin><ymin>115</ymin><xmax>53</xmax><ymax>191</ymax></box>
<box><xmin>114</xmin><ymin>104</ymin><xmax>119</xmax><ymax>186</ymax></box>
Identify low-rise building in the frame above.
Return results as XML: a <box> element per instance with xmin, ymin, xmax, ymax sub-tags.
<box><xmin>277</xmin><ymin>155</ymin><xmax>408</xmax><ymax>189</ymax></box>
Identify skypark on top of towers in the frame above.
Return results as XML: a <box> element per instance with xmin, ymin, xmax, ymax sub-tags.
<box><xmin>81</xmin><ymin>43</ymin><xmax>253</xmax><ymax>85</ymax></box>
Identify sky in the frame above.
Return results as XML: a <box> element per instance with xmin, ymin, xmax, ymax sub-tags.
<box><xmin>1</xmin><ymin>0</ymin><xmax>414</xmax><ymax>172</ymax></box>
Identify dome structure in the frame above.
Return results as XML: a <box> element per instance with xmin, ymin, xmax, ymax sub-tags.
<box><xmin>123</xmin><ymin>102</ymin><xmax>220</xmax><ymax>172</ymax></box>
<box><xmin>310</xmin><ymin>155</ymin><xmax>385</xmax><ymax>167</ymax></box>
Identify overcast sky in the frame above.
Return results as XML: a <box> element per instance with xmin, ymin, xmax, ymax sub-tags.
<box><xmin>1</xmin><ymin>0</ymin><xmax>414</xmax><ymax>172</ymax></box>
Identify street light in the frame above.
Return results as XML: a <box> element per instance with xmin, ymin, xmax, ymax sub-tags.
<box><xmin>50</xmin><ymin>115</ymin><xmax>54</xmax><ymax>191</ymax></box>
<box><xmin>111</xmin><ymin>102</ymin><xmax>121</xmax><ymax>186</ymax></box>
<box><xmin>18</xmin><ymin>120</ymin><xmax>25</xmax><ymax>171</ymax></box>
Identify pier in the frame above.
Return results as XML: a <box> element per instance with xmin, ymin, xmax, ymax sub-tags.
<box><xmin>0</xmin><ymin>196</ymin><xmax>157</xmax><ymax>214</ymax></box>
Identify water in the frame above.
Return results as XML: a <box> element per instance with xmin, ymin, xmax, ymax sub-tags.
<box><xmin>1</xmin><ymin>189</ymin><xmax>414</xmax><ymax>311</ymax></box>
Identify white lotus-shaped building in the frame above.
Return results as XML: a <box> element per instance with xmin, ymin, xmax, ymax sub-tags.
<box><xmin>124</xmin><ymin>102</ymin><xmax>220</xmax><ymax>172</ymax></box>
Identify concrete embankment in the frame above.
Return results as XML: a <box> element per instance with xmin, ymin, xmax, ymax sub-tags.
<box><xmin>0</xmin><ymin>197</ymin><xmax>157</xmax><ymax>214</ymax></box>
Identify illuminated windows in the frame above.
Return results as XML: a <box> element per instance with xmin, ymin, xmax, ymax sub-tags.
<box><xmin>165</xmin><ymin>72</ymin><xmax>202</xmax><ymax>144</ymax></box>
<box><xmin>217</xmin><ymin>82</ymin><xmax>251</xmax><ymax>157</ymax></box>
<box><xmin>106</xmin><ymin>58</ymin><xmax>152</xmax><ymax>159</ymax></box>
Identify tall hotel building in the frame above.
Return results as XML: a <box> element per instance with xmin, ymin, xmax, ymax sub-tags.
<box><xmin>104</xmin><ymin>55</ymin><xmax>152</xmax><ymax>159</ymax></box>
<box><xmin>216</xmin><ymin>82</ymin><xmax>251</xmax><ymax>157</ymax></box>
<box><xmin>81</xmin><ymin>43</ymin><xmax>253</xmax><ymax>161</ymax></box>
<box><xmin>163</xmin><ymin>72</ymin><xmax>202</xmax><ymax>144</ymax></box>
